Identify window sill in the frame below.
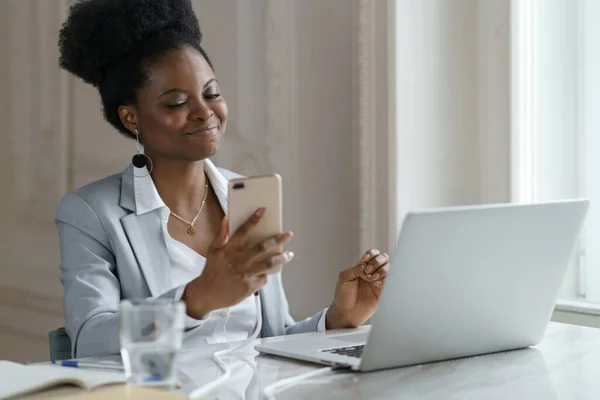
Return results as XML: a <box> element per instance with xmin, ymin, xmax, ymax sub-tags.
<box><xmin>555</xmin><ymin>299</ymin><xmax>600</xmax><ymax>316</ymax></box>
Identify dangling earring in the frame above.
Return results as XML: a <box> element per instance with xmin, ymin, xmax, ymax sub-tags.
<box><xmin>132</xmin><ymin>128</ymin><xmax>153</xmax><ymax>177</ymax></box>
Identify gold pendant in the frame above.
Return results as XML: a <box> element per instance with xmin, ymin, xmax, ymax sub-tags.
<box><xmin>187</xmin><ymin>226</ymin><xmax>196</xmax><ymax>236</ymax></box>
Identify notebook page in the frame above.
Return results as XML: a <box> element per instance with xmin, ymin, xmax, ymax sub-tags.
<box><xmin>59</xmin><ymin>385</ymin><xmax>187</xmax><ymax>399</ymax></box>
<box><xmin>0</xmin><ymin>361</ymin><xmax>125</xmax><ymax>399</ymax></box>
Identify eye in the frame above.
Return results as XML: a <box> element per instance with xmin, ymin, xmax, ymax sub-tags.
<box><xmin>166</xmin><ymin>102</ymin><xmax>187</xmax><ymax>109</ymax></box>
<box><xmin>205</xmin><ymin>92</ymin><xmax>221</xmax><ymax>100</ymax></box>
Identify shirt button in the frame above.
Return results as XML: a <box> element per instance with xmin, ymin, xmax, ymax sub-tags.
<box><xmin>219</xmin><ymin>310</ymin><xmax>228</xmax><ymax>317</ymax></box>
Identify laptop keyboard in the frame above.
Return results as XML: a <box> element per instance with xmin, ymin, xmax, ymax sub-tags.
<box><xmin>321</xmin><ymin>344</ymin><xmax>364</xmax><ymax>358</ymax></box>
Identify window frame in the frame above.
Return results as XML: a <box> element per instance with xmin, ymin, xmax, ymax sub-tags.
<box><xmin>512</xmin><ymin>0</ymin><xmax>600</xmax><ymax>309</ymax></box>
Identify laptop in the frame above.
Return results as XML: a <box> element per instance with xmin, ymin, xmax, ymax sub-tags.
<box><xmin>255</xmin><ymin>200</ymin><xmax>589</xmax><ymax>372</ymax></box>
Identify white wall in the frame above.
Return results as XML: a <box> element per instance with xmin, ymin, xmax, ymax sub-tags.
<box><xmin>394</xmin><ymin>0</ymin><xmax>511</xmax><ymax>231</ymax></box>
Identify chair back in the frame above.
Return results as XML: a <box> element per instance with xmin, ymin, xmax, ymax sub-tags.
<box><xmin>49</xmin><ymin>327</ymin><xmax>71</xmax><ymax>361</ymax></box>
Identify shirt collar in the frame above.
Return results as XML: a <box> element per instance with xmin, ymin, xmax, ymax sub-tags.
<box><xmin>133</xmin><ymin>158</ymin><xmax>229</xmax><ymax>216</ymax></box>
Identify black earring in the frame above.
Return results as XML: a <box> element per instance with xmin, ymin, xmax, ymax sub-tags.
<box><xmin>132</xmin><ymin>129</ymin><xmax>153</xmax><ymax>176</ymax></box>
<box><xmin>132</xmin><ymin>155</ymin><xmax>147</xmax><ymax>168</ymax></box>
<box><xmin>132</xmin><ymin>129</ymin><xmax>146</xmax><ymax>168</ymax></box>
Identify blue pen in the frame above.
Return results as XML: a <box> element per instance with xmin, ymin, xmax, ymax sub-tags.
<box><xmin>52</xmin><ymin>360</ymin><xmax>124</xmax><ymax>371</ymax></box>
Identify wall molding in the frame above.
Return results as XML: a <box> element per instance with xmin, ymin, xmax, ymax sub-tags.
<box><xmin>263</xmin><ymin>0</ymin><xmax>297</xmax><ymax>176</ymax></box>
<box><xmin>478</xmin><ymin>1</ymin><xmax>511</xmax><ymax>204</ymax></box>
<box><xmin>7</xmin><ymin>0</ymin><xmax>70</xmax><ymax>223</ymax></box>
<box><xmin>208</xmin><ymin>0</ymin><xmax>269</xmax><ymax>176</ymax></box>
<box><xmin>0</xmin><ymin>286</ymin><xmax>62</xmax><ymax>317</ymax></box>
<box><xmin>355</xmin><ymin>0</ymin><xmax>377</xmax><ymax>253</ymax></box>
<box><xmin>263</xmin><ymin>0</ymin><xmax>300</xmax><ymax>233</ymax></box>
<box><xmin>354</xmin><ymin>0</ymin><xmax>396</xmax><ymax>253</ymax></box>
<box><xmin>0</xmin><ymin>325</ymin><xmax>50</xmax><ymax>343</ymax></box>
<box><xmin>0</xmin><ymin>285</ymin><xmax>63</xmax><ymax>347</ymax></box>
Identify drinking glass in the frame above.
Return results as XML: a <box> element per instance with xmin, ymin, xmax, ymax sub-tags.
<box><xmin>119</xmin><ymin>298</ymin><xmax>185</xmax><ymax>388</ymax></box>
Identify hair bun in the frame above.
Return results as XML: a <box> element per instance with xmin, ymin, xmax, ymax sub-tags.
<box><xmin>58</xmin><ymin>0</ymin><xmax>202</xmax><ymax>87</ymax></box>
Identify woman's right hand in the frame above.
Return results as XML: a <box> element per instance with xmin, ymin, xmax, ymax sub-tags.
<box><xmin>182</xmin><ymin>208</ymin><xmax>294</xmax><ymax>319</ymax></box>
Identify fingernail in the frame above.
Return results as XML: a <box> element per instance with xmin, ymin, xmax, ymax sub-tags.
<box><xmin>280</xmin><ymin>232</ymin><xmax>292</xmax><ymax>240</ymax></box>
<box><xmin>287</xmin><ymin>251</ymin><xmax>294</xmax><ymax>259</ymax></box>
<box><xmin>365</xmin><ymin>265</ymin><xmax>373</xmax><ymax>274</ymax></box>
<box><xmin>367</xmin><ymin>274</ymin><xmax>372</xmax><ymax>280</ymax></box>
<box><xmin>256</xmin><ymin>208</ymin><xmax>265</xmax><ymax>216</ymax></box>
<box><xmin>374</xmin><ymin>281</ymin><xmax>383</xmax><ymax>287</ymax></box>
<box><xmin>372</xmin><ymin>273</ymin><xmax>380</xmax><ymax>281</ymax></box>
<box><xmin>361</xmin><ymin>263</ymin><xmax>366</xmax><ymax>271</ymax></box>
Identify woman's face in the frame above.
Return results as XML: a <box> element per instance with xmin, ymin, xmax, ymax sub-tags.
<box><xmin>121</xmin><ymin>45</ymin><xmax>228</xmax><ymax>162</ymax></box>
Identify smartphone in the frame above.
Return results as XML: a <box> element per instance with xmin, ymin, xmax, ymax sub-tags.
<box><xmin>227</xmin><ymin>174</ymin><xmax>283</xmax><ymax>249</ymax></box>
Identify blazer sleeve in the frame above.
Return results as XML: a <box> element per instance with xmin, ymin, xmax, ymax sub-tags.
<box><xmin>56</xmin><ymin>193</ymin><xmax>184</xmax><ymax>358</ymax></box>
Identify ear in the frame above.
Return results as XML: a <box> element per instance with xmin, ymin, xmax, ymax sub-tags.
<box><xmin>118</xmin><ymin>105</ymin><xmax>139</xmax><ymax>136</ymax></box>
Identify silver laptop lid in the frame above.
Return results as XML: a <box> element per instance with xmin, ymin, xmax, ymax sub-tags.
<box><xmin>359</xmin><ymin>200</ymin><xmax>589</xmax><ymax>371</ymax></box>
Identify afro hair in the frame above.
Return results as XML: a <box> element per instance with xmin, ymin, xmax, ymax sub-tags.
<box><xmin>58</xmin><ymin>0</ymin><xmax>213</xmax><ymax>138</ymax></box>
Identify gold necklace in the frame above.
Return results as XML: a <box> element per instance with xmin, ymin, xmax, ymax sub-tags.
<box><xmin>169</xmin><ymin>180</ymin><xmax>209</xmax><ymax>236</ymax></box>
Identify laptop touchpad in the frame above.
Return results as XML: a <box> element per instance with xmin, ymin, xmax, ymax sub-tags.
<box><xmin>329</xmin><ymin>333</ymin><xmax>368</xmax><ymax>344</ymax></box>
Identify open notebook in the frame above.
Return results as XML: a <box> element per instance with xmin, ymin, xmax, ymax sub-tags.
<box><xmin>0</xmin><ymin>360</ymin><xmax>125</xmax><ymax>399</ymax></box>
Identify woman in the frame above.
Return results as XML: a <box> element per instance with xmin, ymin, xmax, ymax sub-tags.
<box><xmin>56</xmin><ymin>0</ymin><xmax>389</xmax><ymax>358</ymax></box>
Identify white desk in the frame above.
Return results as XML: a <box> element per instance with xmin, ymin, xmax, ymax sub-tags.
<box><xmin>19</xmin><ymin>322</ymin><xmax>600</xmax><ymax>399</ymax></box>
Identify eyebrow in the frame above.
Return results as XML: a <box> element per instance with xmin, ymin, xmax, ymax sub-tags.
<box><xmin>158</xmin><ymin>78</ymin><xmax>218</xmax><ymax>98</ymax></box>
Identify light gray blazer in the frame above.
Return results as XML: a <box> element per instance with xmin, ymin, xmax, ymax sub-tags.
<box><xmin>55</xmin><ymin>164</ymin><xmax>325</xmax><ymax>358</ymax></box>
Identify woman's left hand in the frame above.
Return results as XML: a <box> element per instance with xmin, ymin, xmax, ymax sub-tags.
<box><xmin>325</xmin><ymin>249</ymin><xmax>390</xmax><ymax>329</ymax></box>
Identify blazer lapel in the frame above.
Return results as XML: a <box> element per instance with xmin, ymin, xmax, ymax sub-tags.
<box><xmin>119</xmin><ymin>166</ymin><xmax>171</xmax><ymax>297</ymax></box>
<box><xmin>260</xmin><ymin>279</ymin><xmax>286</xmax><ymax>337</ymax></box>
<box><xmin>121</xmin><ymin>212</ymin><xmax>171</xmax><ymax>297</ymax></box>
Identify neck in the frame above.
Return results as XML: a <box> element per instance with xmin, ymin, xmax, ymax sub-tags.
<box><xmin>148</xmin><ymin>156</ymin><xmax>208</xmax><ymax>213</ymax></box>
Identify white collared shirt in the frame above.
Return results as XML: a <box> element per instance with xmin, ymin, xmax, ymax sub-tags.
<box><xmin>133</xmin><ymin>159</ymin><xmax>257</xmax><ymax>344</ymax></box>
<box><xmin>133</xmin><ymin>159</ymin><xmax>326</xmax><ymax>343</ymax></box>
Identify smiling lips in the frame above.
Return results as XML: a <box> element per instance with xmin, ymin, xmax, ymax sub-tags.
<box><xmin>184</xmin><ymin>124</ymin><xmax>219</xmax><ymax>136</ymax></box>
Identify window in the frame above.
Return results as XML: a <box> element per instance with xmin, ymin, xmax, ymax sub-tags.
<box><xmin>380</xmin><ymin>1</ymin><xmax>599</xmax><ymax>319</ymax></box>
<box><xmin>513</xmin><ymin>0</ymin><xmax>600</xmax><ymax>306</ymax></box>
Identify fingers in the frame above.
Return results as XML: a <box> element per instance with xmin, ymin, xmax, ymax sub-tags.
<box><xmin>244</xmin><ymin>251</ymin><xmax>295</xmax><ymax>276</ymax></box>
<box><xmin>247</xmin><ymin>232</ymin><xmax>294</xmax><ymax>262</ymax></box>
<box><xmin>364</xmin><ymin>251</ymin><xmax>388</xmax><ymax>274</ymax></box>
<box><xmin>210</xmin><ymin>215</ymin><xmax>230</xmax><ymax>250</ymax></box>
<box><xmin>360</xmin><ymin>249</ymin><xmax>380</xmax><ymax>263</ymax></box>
<box><xmin>366</xmin><ymin>263</ymin><xmax>389</xmax><ymax>287</ymax></box>
<box><xmin>338</xmin><ymin>263</ymin><xmax>364</xmax><ymax>282</ymax></box>
<box><xmin>228</xmin><ymin>208</ymin><xmax>265</xmax><ymax>248</ymax></box>
<box><xmin>339</xmin><ymin>249</ymin><xmax>388</xmax><ymax>283</ymax></box>
<box><xmin>359</xmin><ymin>250</ymin><xmax>389</xmax><ymax>288</ymax></box>
<box><xmin>361</xmin><ymin>249</ymin><xmax>381</xmax><ymax>267</ymax></box>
